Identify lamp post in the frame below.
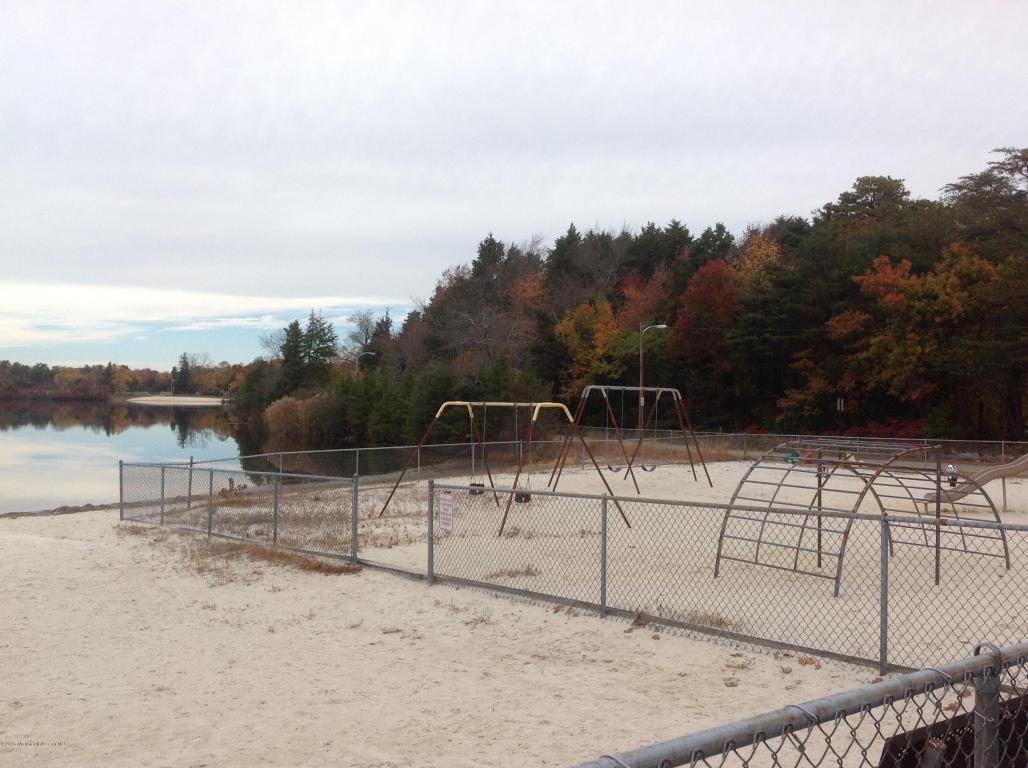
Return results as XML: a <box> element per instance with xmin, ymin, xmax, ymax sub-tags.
<box><xmin>355</xmin><ymin>351</ymin><xmax>376</xmax><ymax>374</ymax></box>
<box><xmin>639</xmin><ymin>323</ymin><xmax>668</xmax><ymax>464</ymax></box>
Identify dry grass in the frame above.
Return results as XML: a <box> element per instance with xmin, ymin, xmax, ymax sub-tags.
<box><xmin>198</xmin><ymin>541</ymin><xmax>363</xmax><ymax>575</ymax></box>
<box><xmin>115</xmin><ymin>523</ymin><xmax>157</xmax><ymax>537</ymax></box>
<box><xmin>484</xmin><ymin>564</ymin><xmax>541</xmax><ymax>579</ymax></box>
<box><xmin>680</xmin><ymin>609</ymin><xmax>738</xmax><ymax>630</ymax></box>
<box><xmin>576</xmin><ymin>437</ymin><xmax>745</xmax><ymax>464</ymax></box>
<box><xmin>118</xmin><ymin>522</ymin><xmax>362</xmax><ymax>578</ymax></box>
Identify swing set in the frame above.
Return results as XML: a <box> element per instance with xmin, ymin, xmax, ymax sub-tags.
<box><xmin>377</xmin><ymin>401</ymin><xmax>632</xmax><ymax>535</ymax></box>
<box><xmin>547</xmin><ymin>385</ymin><xmax>712</xmax><ymax>494</ymax></box>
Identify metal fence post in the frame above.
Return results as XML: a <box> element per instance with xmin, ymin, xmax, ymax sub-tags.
<box><xmin>600</xmin><ymin>496</ymin><xmax>608</xmax><ymax>618</ymax></box>
<box><xmin>427</xmin><ymin>480</ymin><xmax>434</xmax><ymax>585</ymax></box>
<box><xmin>159</xmin><ymin>466</ymin><xmax>165</xmax><ymax>526</ymax></box>
<box><xmin>416</xmin><ymin>447</ymin><xmax>421</xmax><ymax>483</ymax></box>
<box><xmin>355</xmin><ymin>447</ymin><xmax>360</xmax><ymax>479</ymax></box>
<box><xmin>879</xmin><ymin>516</ymin><xmax>889</xmax><ymax>675</ymax></box>
<box><xmin>186</xmin><ymin>455</ymin><xmax>194</xmax><ymax>510</ymax></box>
<box><xmin>935</xmin><ymin>446</ymin><xmax>942</xmax><ymax>585</ymax></box>
<box><xmin>351</xmin><ymin>474</ymin><xmax>359</xmax><ymax>564</ymax></box>
<box><xmin>207</xmin><ymin>469</ymin><xmax>214</xmax><ymax>538</ymax></box>
<box><xmin>974</xmin><ymin>657</ymin><xmax>1001</xmax><ymax>768</ymax></box>
<box><xmin>118</xmin><ymin>460</ymin><xmax>124</xmax><ymax>520</ymax></box>
<box><xmin>272</xmin><ymin>475</ymin><xmax>280</xmax><ymax>546</ymax></box>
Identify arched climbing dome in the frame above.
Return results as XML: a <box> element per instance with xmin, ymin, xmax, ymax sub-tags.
<box><xmin>714</xmin><ymin>438</ymin><xmax>1009</xmax><ymax>596</ymax></box>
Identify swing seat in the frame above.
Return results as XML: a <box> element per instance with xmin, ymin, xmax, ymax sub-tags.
<box><xmin>514</xmin><ymin>491</ymin><xmax>532</xmax><ymax>504</ymax></box>
<box><xmin>469</xmin><ymin>482</ymin><xmax>485</xmax><ymax>496</ymax></box>
<box><xmin>640</xmin><ymin>465</ymin><xmax>657</xmax><ymax>472</ymax></box>
<box><xmin>606</xmin><ymin>464</ymin><xmax>623</xmax><ymax>472</ymax></box>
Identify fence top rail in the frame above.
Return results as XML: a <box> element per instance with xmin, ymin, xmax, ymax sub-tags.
<box><xmin>571</xmin><ymin>641</ymin><xmax>1028</xmax><ymax>768</ymax></box>
<box><xmin>162</xmin><ymin>431</ymin><xmax>1028</xmax><ymax>468</ymax></box>
<box><xmin>121</xmin><ymin>462</ymin><xmax>351</xmax><ymax>485</ymax></box>
<box><xmin>161</xmin><ymin>431</ymin><xmax>1026</xmax><ymax>469</ymax></box>
<box><xmin>185</xmin><ymin>437</ymin><xmax>579</xmax><ymax>466</ymax></box>
<box><xmin>431</xmin><ymin>481</ymin><xmax>1028</xmax><ymax>531</ymax></box>
<box><xmin>431</xmin><ymin>482</ymin><xmax>873</xmax><ymax>521</ymax></box>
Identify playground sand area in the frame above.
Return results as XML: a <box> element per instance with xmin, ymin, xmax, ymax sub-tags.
<box><xmin>136</xmin><ymin>454</ymin><xmax>1028</xmax><ymax>659</ymax></box>
<box><xmin>350</xmin><ymin>461</ymin><xmax>1028</xmax><ymax>668</ymax></box>
<box><xmin>1</xmin><ymin>508</ymin><xmax>881</xmax><ymax>767</ymax></box>
<box><xmin>131</xmin><ymin>457</ymin><xmax>1028</xmax><ymax>668</ymax></box>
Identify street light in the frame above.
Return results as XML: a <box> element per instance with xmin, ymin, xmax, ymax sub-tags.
<box><xmin>639</xmin><ymin>323</ymin><xmax>668</xmax><ymax>464</ymax></box>
<box><xmin>355</xmin><ymin>351</ymin><xmax>376</xmax><ymax>374</ymax></box>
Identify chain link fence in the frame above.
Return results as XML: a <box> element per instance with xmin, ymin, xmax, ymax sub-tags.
<box><xmin>118</xmin><ymin>455</ymin><xmax>1028</xmax><ymax>768</ymax></box>
<box><xmin>118</xmin><ymin>460</ymin><xmax>1028</xmax><ymax>674</ymax></box>
<box><xmin>429</xmin><ymin>482</ymin><xmax>1028</xmax><ymax>672</ymax></box>
<box><xmin>184</xmin><ymin>434</ymin><xmax>1027</xmax><ymax>497</ymax></box>
<box><xmin>573</xmin><ymin>641</ymin><xmax>1028</xmax><ymax>768</ymax></box>
<box><xmin>120</xmin><ymin>462</ymin><xmax>356</xmax><ymax>560</ymax></box>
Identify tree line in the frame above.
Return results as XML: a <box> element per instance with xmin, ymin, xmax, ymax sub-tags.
<box><xmin>7</xmin><ymin>148</ymin><xmax>1024</xmax><ymax>446</ymax></box>
<box><xmin>0</xmin><ymin>356</ymin><xmax>248</xmax><ymax>401</ymax></box>
<box><xmin>235</xmin><ymin>148</ymin><xmax>1027</xmax><ymax>448</ymax></box>
<box><xmin>0</xmin><ymin>360</ymin><xmax>168</xmax><ymax>400</ymax></box>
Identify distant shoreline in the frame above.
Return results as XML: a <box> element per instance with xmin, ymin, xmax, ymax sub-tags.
<box><xmin>128</xmin><ymin>395</ymin><xmax>227</xmax><ymax>407</ymax></box>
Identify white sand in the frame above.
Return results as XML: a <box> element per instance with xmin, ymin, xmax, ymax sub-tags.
<box><xmin>130</xmin><ymin>458</ymin><xmax>1028</xmax><ymax>669</ymax></box>
<box><xmin>127</xmin><ymin>395</ymin><xmax>224</xmax><ymax>407</ymax></box>
<box><xmin>342</xmin><ymin>461</ymin><xmax>1028</xmax><ymax>669</ymax></box>
<box><xmin>0</xmin><ymin>509</ymin><xmax>881</xmax><ymax>768</ymax></box>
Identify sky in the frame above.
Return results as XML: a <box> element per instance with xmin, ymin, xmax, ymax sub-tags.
<box><xmin>1</xmin><ymin>0</ymin><xmax>1026</xmax><ymax>368</ymax></box>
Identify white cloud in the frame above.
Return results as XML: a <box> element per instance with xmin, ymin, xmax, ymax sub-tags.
<box><xmin>0</xmin><ymin>317</ymin><xmax>143</xmax><ymax>346</ymax></box>
<box><xmin>0</xmin><ymin>282</ymin><xmax>403</xmax><ymax>348</ymax></box>
<box><xmin>166</xmin><ymin>315</ymin><xmax>285</xmax><ymax>332</ymax></box>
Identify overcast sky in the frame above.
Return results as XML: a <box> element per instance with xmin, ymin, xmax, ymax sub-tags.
<box><xmin>2</xmin><ymin>0</ymin><xmax>1026</xmax><ymax>367</ymax></box>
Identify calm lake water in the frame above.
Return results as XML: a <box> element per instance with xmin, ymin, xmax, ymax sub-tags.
<box><xmin>0</xmin><ymin>400</ymin><xmax>248</xmax><ymax>514</ymax></box>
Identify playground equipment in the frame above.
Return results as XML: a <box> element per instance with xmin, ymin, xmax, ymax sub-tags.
<box><xmin>714</xmin><ymin>438</ymin><xmax>1010</xmax><ymax>596</ymax></box>
<box><xmin>547</xmin><ymin>385</ymin><xmax>712</xmax><ymax>494</ymax></box>
<box><xmin>377</xmin><ymin>401</ymin><xmax>632</xmax><ymax>535</ymax></box>
<box><xmin>921</xmin><ymin>450</ymin><xmax>1028</xmax><ymax>514</ymax></box>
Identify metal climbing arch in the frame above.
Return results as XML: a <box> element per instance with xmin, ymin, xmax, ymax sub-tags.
<box><xmin>714</xmin><ymin>438</ymin><xmax>1009</xmax><ymax>596</ymax></box>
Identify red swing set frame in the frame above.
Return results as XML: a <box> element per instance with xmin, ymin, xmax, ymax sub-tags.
<box><xmin>376</xmin><ymin>401</ymin><xmax>632</xmax><ymax>535</ymax></box>
<box><xmin>547</xmin><ymin>385</ymin><xmax>712</xmax><ymax>493</ymax></box>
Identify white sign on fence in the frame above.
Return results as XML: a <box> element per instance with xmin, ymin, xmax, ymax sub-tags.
<box><xmin>439</xmin><ymin>492</ymin><xmax>453</xmax><ymax>534</ymax></box>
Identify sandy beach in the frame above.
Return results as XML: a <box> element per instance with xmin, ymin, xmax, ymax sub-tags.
<box><xmin>127</xmin><ymin>395</ymin><xmax>225</xmax><ymax>407</ymax></box>
<box><xmin>5</xmin><ymin>455</ymin><xmax>1026</xmax><ymax>766</ymax></box>
<box><xmin>0</xmin><ymin>508</ymin><xmax>882</xmax><ymax>768</ymax></box>
<box><xmin>125</xmin><ymin>456</ymin><xmax>1028</xmax><ymax>669</ymax></box>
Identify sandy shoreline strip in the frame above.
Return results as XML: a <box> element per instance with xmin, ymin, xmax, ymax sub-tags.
<box><xmin>0</xmin><ymin>509</ymin><xmax>877</xmax><ymax>768</ymax></box>
<box><xmin>128</xmin><ymin>395</ymin><xmax>225</xmax><ymax>407</ymax></box>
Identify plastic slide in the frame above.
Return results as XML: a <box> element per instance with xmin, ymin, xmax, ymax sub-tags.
<box><xmin>922</xmin><ymin>452</ymin><xmax>1028</xmax><ymax>505</ymax></box>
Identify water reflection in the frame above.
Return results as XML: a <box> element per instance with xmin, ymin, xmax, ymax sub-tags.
<box><xmin>0</xmin><ymin>400</ymin><xmax>246</xmax><ymax>514</ymax></box>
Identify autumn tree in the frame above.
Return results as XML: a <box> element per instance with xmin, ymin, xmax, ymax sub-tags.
<box><xmin>668</xmin><ymin>260</ymin><xmax>742</xmax><ymax>421</ymax></box>
<box><xmin>553</xmin><ymin>299</ymin><xmax>620</xmax><ymax>399</ymax></box>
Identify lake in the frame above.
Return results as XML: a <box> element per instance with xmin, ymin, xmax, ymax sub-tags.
<box><xmin>0</xmin><ymin>400</ymin><xmax>249</xmax><ymax>514</ymax></box>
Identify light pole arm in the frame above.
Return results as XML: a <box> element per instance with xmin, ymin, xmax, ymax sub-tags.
<box><xmin>637</xmin><ymin>323</ymin><xmax>668</xmax><ymax>438</ymax></box>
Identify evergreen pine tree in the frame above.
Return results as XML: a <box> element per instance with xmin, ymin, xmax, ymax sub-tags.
<box><xmin>174</xmin><ymin>353</ymin><xmax>193</xmax><ymax>394</ymax></box>
<box><xmin>302</xmin><ymin>311</ymin><xmax>338</xmax><ymax>384</ymax></box>
<box><xmin>278</xmin><ymin>320</ymin><xmax>305</xmax><ymax>395</ymax></box>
